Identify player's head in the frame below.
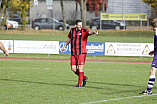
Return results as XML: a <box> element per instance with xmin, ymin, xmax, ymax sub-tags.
<box><xmin>150</xmin><ymin>18</ymin><xmax>157</xmax><ymax>31</ymax></box>
<box><xmin>75</xmin><ymin>20</ymin><xmax>82</xmax><ymax>30</ymax></box>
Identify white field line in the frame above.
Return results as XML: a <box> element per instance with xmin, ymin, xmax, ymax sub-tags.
<box><xmin>87</xmin><ymin>69</ymin><xmax>149</xmax><ymax>73</ymax></box>
<box><xmin>0</xmin><ymin>67</ymin><xmax>149</xmax><ymax>73</ymax></box>
<box><xmin>80</xmin><ymin>94</ymin><xmax>157</xmax><ymax>104</ymax></box>
<box><xmin>0</xmin><ymin>67</ymin><xmax>50</xmax><ymax>70</ymax></box>
<box><xmin>0</xmin><ymin>58</ymin><xmax>151</xmax><ymax>64</ymax></box>
<box><xmin>86</xmin><ymin>61</ymin><xmax>150</xmax><ymax>64</ymax></box>
<box><xmin>0</xmin><ymin>67</ymin><xmax>149</xmax><ymax>72</ymax></box>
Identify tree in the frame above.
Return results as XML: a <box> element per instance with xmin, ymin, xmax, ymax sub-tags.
<box><xmin>142</xmin><ymin>0</ymin><xmax>157</xmax><ymax>15</ymax></box>
<box><xmin>60</xmin><ymin>0</ymin><xmax>66</xmax><ymax>31</ymax></box>
<box><xmin>0</xmin><ymin>0</ymin><xmax>9</xmax><ymax>30</ymax></box>
<box><xmin>76</xmin><ymin>0</ymin><xmax>107</xmax><ymax>27</ymax></box>
<box><xmin>78</xmin><ymin>0</ymin><xmax>87</xmax><ymax>28</ymax></box>
<box><xmin>9</xmin><ymin>0</ymin><xmax>31</xmax><ymax>30</ymax></box>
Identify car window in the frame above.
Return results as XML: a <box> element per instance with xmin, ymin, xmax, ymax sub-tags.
<box><xmin>40</xmin><ymin>19</ymin><xmax>47</xmax><ymax>23</ymax></box>
<box><xmin>52</xmin><ymin>18</ymin><xmax>59</xmax><ymax>22</ymax></box>
<box><xmin>104</xmin><ymin>20</ymin><xmax>112</xmax><ymax>23</ymax></box>
<box><xmin>35</xmin><ymin>19</ymin><xmax>41</xmax><ymax>22</ymax></box>
<box><xmin>14</xmin><ymin>15</ymin><xmax>19</xmax><ymax>18</ymax></box>
<box><xmin>93</xmin><ymin>19</ymin><xmax>100</xmax><ymax>24</ymax></box>
<box><xmin>47</xmin><ymin>19</ymin><xmax>53</xmax><ymax>23</ymax></box>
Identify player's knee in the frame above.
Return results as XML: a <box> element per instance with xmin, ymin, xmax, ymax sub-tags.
<box><xmin>150</xmin><ymin>67</ymin><xmax>157</xmax><ymax>75</ymax></box>
<box><xmin>71</xmin><ymin>68</ymin><xmax>75</xmax><ymax>72</ymax></box>
<box><xmin>71</xmin><ymin>67</ymin><xmax>76</xmax><ymax>72</ymax></box>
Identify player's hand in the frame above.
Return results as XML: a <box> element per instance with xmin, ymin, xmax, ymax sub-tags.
<box><xmin>4</xmin><ymin>51</ymin><xmax>9</xmax><ymax>57</ymax></box>
<box><xmin>61</xmin><ymin>47</ymin><xmax>65</xmax><ymax>53</ymax></box>
<box><xmin>94</xmin><ymin>30</ymin><xmax>98</xmax><ymax>35</ymax></box>
<box><xmin>153</xmin><ymin>27</ymin><xmax>157</xmax><ymax>31</ymax></box>
<box><xmin>149</xmin><ymin>51</ymin><xmax>154</xmax><ymax>56</ymax></box>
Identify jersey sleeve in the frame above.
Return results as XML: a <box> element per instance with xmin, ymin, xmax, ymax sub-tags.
<box><xmin>86</xmin><ymin>29</ymin><xmax>90</xmax><ymax>35</ymax></box>
<box><xmin>68</xmin><ymin>29</ymin><xmax>72</xmax><ymax>39</ymax></box>
<box><xmin>83</xmin><ymin>28</ymin><xmax>90</xmax><ymax>36</ymax></box>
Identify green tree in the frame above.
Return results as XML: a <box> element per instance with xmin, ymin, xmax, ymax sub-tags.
<box><xmin>9</xmin><ymin>0</ymin><xmax>31</xmax><ymax>30</ymax></box>
<box><xmin>60</xmin><ymin>0</ymin><xmax>66</xmax><ymax>31</ymax></box>
<box><xmin>142</xmin><ymin>0</ymin><xmax>157</xmax><ymax>15</ymax></box>
<box><xmin>0</xmin><ymin>0</ymin><xmax>9</xmax><ymax>30</ymax></box>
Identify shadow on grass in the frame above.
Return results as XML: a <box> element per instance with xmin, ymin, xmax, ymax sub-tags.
<box><xmin>0</xmin><ymin>78</ymin><xmax>74</xmax><ymax>87</ymax></box>
<box><xmin>86</xmin><ymin>81</ymin><xmax>145</xmax><ymax>94</ymax></box>
<box><xmin>88</xmin><ymin>81</ymin><xmax>143</xmax><ymax>87</ymax></box>
<box><xmin>0</xmin><ymin>78</ymin><xmax>144</xmax><ymax>92</ymax></box>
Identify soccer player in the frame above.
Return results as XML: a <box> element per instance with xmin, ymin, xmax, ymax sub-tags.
<box><xmin>0</xmin><ymin>41</ymin><xmax>9</xmax><ymax>57</ymax></box>
<box><xmin>61</xmin><ymin>20</ymin><xmax>98</xmax><ymax>87</ymax></box>
<box><xmin>139</xmin><ymin>18</ymin><xmax>157</xmax><ymax>95</ymax></box>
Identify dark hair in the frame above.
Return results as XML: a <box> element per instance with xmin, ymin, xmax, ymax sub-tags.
<box><xmin>150</xmin><ymin>18</ymin><xmax>157</xmax><ymax>28</ymax></box>
<box><xmin>75</xmin><ymin>20</ymin><xmax>82</xmax><ymax>25</ymax></box>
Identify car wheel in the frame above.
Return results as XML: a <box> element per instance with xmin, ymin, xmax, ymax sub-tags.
<box><xmin>91</xmin><ymin>26</ymin><xmax>97</xmax><ymax>30</ymax></box>
<box><xmin>34</xmin><ymin>25</ymin><xmax>40</xmax><ymax>30</ymax></box>
<box><xmin>115</xmin><ymin>26</ymin><xmax>120</xmax><ymax>30</ymax></box>
<box><xmin>58</xmin><ymin>26</ymin><xmax>63</xmax><ymax>31</ymax></box>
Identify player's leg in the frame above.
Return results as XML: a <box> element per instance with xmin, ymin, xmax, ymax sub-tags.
<box><xmin>76</xmin><ymin>54</ymin><xmax>88</xmax><ymax>87</ymax></box>
<box><xmin>71</xmin><ymin>55</ymin><xmax>77</xmax><ymax>73</ymax></box>
<box><xmin>71</xmin><ymin>55</ymin><xmax>82</xmax><ymax>87</ymax></box>
<box><xmin>71</xmin><ymin>65</ymin><xmax>77</xmax><ymax>73</ymax></box>
<box><xmin>74</xmin><ymin>68</ymin><xmax>87</xmax><ymax>79</ymax></box>
<box><xmin>71</xmin><ymin>55</ymin><xmax>80</xmax><ymax>76</ymax></box>
<box><xmin>80</xmin><ymin>54</ymin><xmax>88</xmax><ymax>80</ymax></box>
<box><xmin>77</xmin><ymin>65</ymin><xmax>84</xmax><ymax>87</ymax></box>
<box><xmin>75</xmin><ymin>68</ymin><xmax>79</xmax><ymax>76</ymax></box>
<box><xmin>74</xmin><ymin>66</ymin><xmax>88</xmax><ymax>86</ymax></box>
<box><xmin>139</xmin><ymin>58</ymin><xmax>157</xmax><ymax>95</ymax></box>
<box><xmin>146</xmin><ymin>67</ymin><xmax>157</xmax><ymax>93</ymax></box>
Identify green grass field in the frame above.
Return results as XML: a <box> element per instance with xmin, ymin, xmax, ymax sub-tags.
<box><xmin>0</xmin><ymin>59</ymin><xmax>157</xmax><ymax>104</ymax></box>
<box><xmin>0</xmin><ymin>30</ymin><xmax>154</xmax><ymax>43</ymax></box>
<box><xmin>0</xmin><ymin>30</ymin><xmax>157</xmax><ymax>103</ymax></box>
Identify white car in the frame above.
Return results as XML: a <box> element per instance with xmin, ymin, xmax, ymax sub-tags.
<box><xmin>1</xmin><ymin>18</ymin><xmax>19</xmax><ymax>30</ymax></box>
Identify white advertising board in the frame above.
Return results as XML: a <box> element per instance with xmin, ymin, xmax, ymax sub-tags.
<box><xmin>105</xmin><ymin>42</ymin><xmax>154</xmax><ymax>56</ymax></box>
<box><xmin>14</xmin><ymin>40</ymin><xmax>59</xmax><ymax>54</ymax></box>
<box><xmin>0</xmin><ymin>40</ymin><xmax>13</xmax><ymax>53</ymax></box>
<box><xmin>0</xmin><ymin>40</ymin><xmax>154</xmax><ymax>57</ymax></box>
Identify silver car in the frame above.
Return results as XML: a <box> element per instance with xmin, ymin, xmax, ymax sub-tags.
<box><xmin>89</xmin><ymin>17</ymin><xmax>126</xmax><ymax>30</ymax></box>
<box><xmin>32</xmin><ymin>18</ymin><xmax>70</xmax><ymax>30</ymax></box>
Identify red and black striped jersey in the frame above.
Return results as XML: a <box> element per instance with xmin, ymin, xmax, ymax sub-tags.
<box><xmin>68</xmin><ymin>28</ymin><xmax>90</xmax><ymax>55</ymax></box>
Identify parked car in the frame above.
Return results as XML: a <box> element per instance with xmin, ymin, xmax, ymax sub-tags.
<box><xmin>32</xmin><ymin>18</ymin><xmax>70</xmax><ymax>30</ymax></box>
<box><xmin>9</xmin><ymin>14</ymin><xmax>22</xmax><ymax>23</ymax></box>
<box><xmin>1</xmin><ymin>17</ymin><xmax>19</xmax><ymax>30</ymax></box>
<box><xmin>89</xmin><ymin>17</ymin><xmax>126</xmax><ymax>30</ymax></box>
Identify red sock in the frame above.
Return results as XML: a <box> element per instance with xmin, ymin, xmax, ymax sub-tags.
<box><xmin>75</xmin><ymin>69</ymin><xmax>79</xmax><ymax>76</ymax></box>
<box><xmin>78</xmin><ymin>72</ymin><xmax>84</xmax><ymax>86</ymax></box>
<box><xmin>75</xmin><ymin>69</ymin><xmax>86</xmax><ymax>80</ymax></box>
<box><xmin>83</xmin><ymin>75</ymin><xmax>86</xmax><ymax>80</ymax></box>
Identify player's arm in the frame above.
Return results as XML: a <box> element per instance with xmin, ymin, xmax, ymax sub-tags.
<box><xmin>149</xmin><ymin>50</ymin><xmax>154</xmax><ymax>56</ymax></box>
<box><xmin>61</xmin><ymin>38</ymin><xmax>70</xmax><ymax>53</ymax></box>
<box><xmin>89</xmin><ymin>30</ymin><xmax>98</xmax><ymax>35</ymax></box>
<box><xmin>0</xmin><ymin>41</ymin><xmax>9</xmax><ymax>57</ymax></box>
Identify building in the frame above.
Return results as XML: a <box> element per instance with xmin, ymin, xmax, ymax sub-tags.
<box><xmin>31</xmin><ymin>0</ymin><xmax>155</xmax><ymax>21</ymax></box>
<box><xmin>30</xmin><ymin>0</ymin><xmax>107</xmax><ymax>22</ymax></box>
<box><xmin>106</xmin><ymin>0</ymin><xmax>153</xmax><ymax>18</ymax></box>
<box><xmin>31</xmin><ymin>0</ymin><xmax>82</xmax><ymax>21</ymax></box>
